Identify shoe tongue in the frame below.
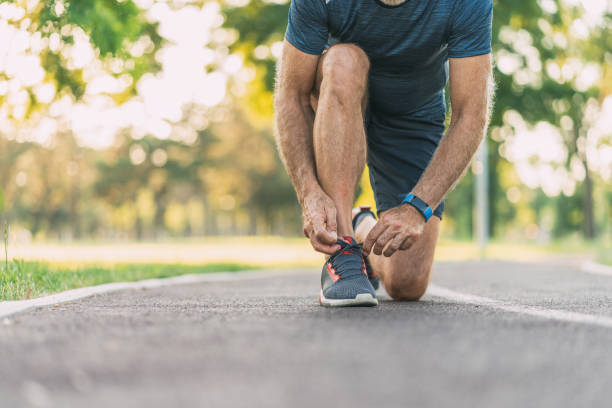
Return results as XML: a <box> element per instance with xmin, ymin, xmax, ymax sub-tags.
<box><xmin>340</xmin><ymin>236</ymin><xmax>354</xmax><ymax>245</ymax></box>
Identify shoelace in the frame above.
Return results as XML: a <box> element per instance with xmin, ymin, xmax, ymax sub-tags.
<box><xmin>329</xmin><ymin>239</ymin><xmax>365</xmax><ymax>278</ymax></box>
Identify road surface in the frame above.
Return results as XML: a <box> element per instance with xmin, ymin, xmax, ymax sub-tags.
<box><xmin>2</xmin><ymin>260</ymin><xmax>612</xmax><ymax>408</ymax></box>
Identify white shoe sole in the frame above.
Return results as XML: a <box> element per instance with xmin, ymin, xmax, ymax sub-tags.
<box><xmin>319</xmin><ymin>290</ymin><xmax>378</xmax><ymax>307</ymax></box>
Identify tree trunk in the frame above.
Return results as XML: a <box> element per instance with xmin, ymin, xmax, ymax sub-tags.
<box><xmin>248</xmin><ymin>206</ymin><xmax>257</xmax><ymax>235</ymax></box>
<box><xmin>204</xmin><ymin>197</ymin><xmax>217</xmax><ymax>235</ymax></box>
<box><xmin>70</xmin><ymin>167</ymin><xmax>81</xmax><ymax>239</ymax></box>
<box><xmin>135</xmin><ymin>217</ymin><xmax>143</xmax><ymax>241</ymax></box>
<box><xmin>153</xmin><ymin>186</ymin><xmax>168</xmax><ymax>239</ymax></box>
<box><xmin>583</xmin><ymin>161</ymin><xmax>595</xmax><ymax>239</ymax></box>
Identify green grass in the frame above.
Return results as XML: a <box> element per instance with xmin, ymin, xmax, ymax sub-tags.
<box><xmin>0</xmin><ymin>260</ymin><xmax>258</xmax><ymax>301</ymax></box>
<box><xmin>597</xmin><ymin>250</ymin><xmax>612</xmax><ymax>267</ymax></box>
<box><xmin>436</xmin><ymin>236</ymin><xmax>611</xmax><ymax>264</ymax></box>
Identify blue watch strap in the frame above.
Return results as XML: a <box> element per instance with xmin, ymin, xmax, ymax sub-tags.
<box><xmin>401</xmin><ymin>194</ymin><xmax>433</xmax><ymax>221</ymax></box>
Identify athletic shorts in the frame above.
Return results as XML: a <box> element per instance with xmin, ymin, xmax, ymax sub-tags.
<box><xmin>365</xmin><ymin>98</ymin><xmax>446</xmax><ymax>219</ymax></box>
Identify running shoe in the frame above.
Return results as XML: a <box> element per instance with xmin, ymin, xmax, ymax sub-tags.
<box><xmin>352</xmin><ymin>206</ymin><xmax>379</xmax><ymax>290</ymax></box>
<box><xmin>319</xmin><ymin>236</ymin><xmax>378</xmax><ymax>307</ymax></box>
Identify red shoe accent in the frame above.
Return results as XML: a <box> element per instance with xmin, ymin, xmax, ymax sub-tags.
<box><xmin>327</xmin><ymin>263</ymin><xmax>340</xmax><ymax>283</ymax></box>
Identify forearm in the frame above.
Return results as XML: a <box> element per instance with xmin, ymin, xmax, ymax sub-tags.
<box><xmin>274</xmin><ymin>92</ymin><xmax>321</xmax><ymax>204</ymax></box>
<box><xmin>411</xmin><ymin>112</ymin><xmax>487</xmax><ymax>209</ymax></box>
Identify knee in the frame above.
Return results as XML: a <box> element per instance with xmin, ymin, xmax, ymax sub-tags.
<box><xmin>384</xmin><ymin>268</ymin><xmax>431</xmax><ymax>301</ymax></box>
<box><xmin>321</xmin><ymin>44</ymin><xmax>369</xmax><ymax>101</ymax></box>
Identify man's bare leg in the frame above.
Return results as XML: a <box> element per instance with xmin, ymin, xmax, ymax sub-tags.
<box><xmin>355</xmin><ymin>214</ymin><xmax>440</xmax><ymax>300</ymax></box>
<box><xmin>310</xmin><ymin>42</ymin><xmax>437</xmax><ymax>300</ymax></box>
<box><xmin>311</xmin><ymin>44</ymin><xmax>370</xmax><ymax>237</ymax></box>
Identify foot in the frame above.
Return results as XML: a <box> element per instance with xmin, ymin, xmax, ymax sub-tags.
<box><xmin>319</xmin><ymin>236</ymin><xmax>378</xmax><ymax>307</ymax></box>
<box><xmin>352</xmin><ymin>206</ymin><xmax>379</xmax><ymax>290</ymax></box>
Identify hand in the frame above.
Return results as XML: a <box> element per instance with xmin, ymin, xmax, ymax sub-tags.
<box><xmin>302</xmin><ymin>188</ymin><xmax>341</xmax><ymax>255</ymax></box>
<box><xmin>363</xmin><ymin>204</ymin><xmax>425</xmax><ymax>257</ymax></box>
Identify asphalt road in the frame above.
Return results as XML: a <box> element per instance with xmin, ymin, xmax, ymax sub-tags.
<box><xmin>2</xmin><ymin>260</ymin><xmax>612</xmax><ymax>408</ymax></box>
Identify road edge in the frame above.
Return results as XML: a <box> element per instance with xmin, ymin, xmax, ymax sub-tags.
<box><xmin>0</xmin><ymin>268</ymin><xmax>288</xmax><ymax>320</ymax></box>
<box><xmin>581</xmin><ymin>260</ymin><xmax>612</xmax><ymax>276</ymax></box>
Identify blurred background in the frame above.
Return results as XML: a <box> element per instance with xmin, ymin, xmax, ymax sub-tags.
<box><xmin>0</xmin><ymin>0</ymin><xmax>610</xmax><ymax>293</ymax></box>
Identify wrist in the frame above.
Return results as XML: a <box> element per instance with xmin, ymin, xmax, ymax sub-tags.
<box><xmin>299</xmin><ymin>181</ymin><xmax>322</xmax><ymax>205</ymax></box>
<box><xmin>400</xmin><ymin>203</ymin><xmax>425</xmax><ymax>221</ymax></box>
<box><xmin>401</xmin><ymin>193</ymin><xmax>433</xmax><ymax>222</ymax></box>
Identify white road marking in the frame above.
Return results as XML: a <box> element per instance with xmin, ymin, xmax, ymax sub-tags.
<box><xmin>3</xmin><ymin>269</ymin><xmax>612</xmax><ymax>329</ymax></box>
<box><xmin>0</xmin><ymin>270</ymin><xmax>282</xmax><ymax>319</ymax></box>
<box><xmin>428</xmin><ymin>284</ymin><xmax>612</xmax><ymax>329</ymax></box>
<box><xmin>580</xmin><ymin>260</ymin><xmax>612</xmax><ymax>277</ymax></box>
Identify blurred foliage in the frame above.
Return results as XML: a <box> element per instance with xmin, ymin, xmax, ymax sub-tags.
<box><xmin>489</xmin><ymin>0</ymin><xmax>611</xmax><ymax>238</ymax></box>
<box><xmin>0</xmin><ymin>0</ymin><xmax>610</xmax><ymax>243</ymax></box>
<box><xmin>40</xmin><ymin>0</ymin><xmax>149</xmax><ymax>56</ymax></box>
<box><xmin>1</xmin><ymin>0</ymin><xmax>162</xmax><ymax>118</ymax></box>
<box><xmin>88</xmin><ymin>106</ymin><xmax>300</xmax><ymax>238</ymax></box>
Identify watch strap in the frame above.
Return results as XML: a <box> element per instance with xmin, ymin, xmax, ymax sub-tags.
<box><xmin>401</xmin><ymin>193</ymin><xmax>433</xmax><ymax>222</ymax></box>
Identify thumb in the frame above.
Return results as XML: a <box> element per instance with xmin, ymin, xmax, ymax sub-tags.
<box><xmin>313</xmin><ymin>216</ymin><xmax>335</xmax><ymax>245</ymax></box>
<box><xmin>325</xmin><ymin>204</ymin><xmax>338</xmax><ymax>241</ymax></box>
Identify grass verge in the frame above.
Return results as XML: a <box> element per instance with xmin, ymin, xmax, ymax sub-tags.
<box><xmin>596</xmin><ymin>250</ymin><xmax>612</xmax><ymax>267</ymax></box>
<box><xmin>0</xmin><ymin>260</ymin><xmax>258</xmax><ymax>301</ymax></box>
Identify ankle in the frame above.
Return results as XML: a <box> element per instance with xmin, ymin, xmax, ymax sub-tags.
<box><xmin>336</xmin><ymin>218</ymin><xmax>355</xmax><ymax>239</ymax></box>
<box><xmin>354</xmin><ymin>215</ymin><xmax>376</xmax><ymax>242</ymax></box>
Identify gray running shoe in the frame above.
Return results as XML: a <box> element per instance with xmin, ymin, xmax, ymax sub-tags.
<box><xmin>319</xmin><ymin>236</ymin><xmax>378</xmax><ymax>307</ymax></box>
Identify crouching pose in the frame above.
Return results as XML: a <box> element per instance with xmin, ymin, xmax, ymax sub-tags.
<box><xmin>274</xmin><ymin>0</ymin><xmax>494</xmax><ymax>306</ymax></box>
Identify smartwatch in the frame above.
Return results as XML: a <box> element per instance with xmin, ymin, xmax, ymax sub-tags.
<box><xmin>401</xmin><ymin>193</ymin><xmax>433</xmax><ymax>222</ymax></box>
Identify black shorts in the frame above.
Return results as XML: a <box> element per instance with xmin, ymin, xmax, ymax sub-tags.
<box><xmin>365</xmin><ymin>100</ymin><xmax>446</xmax><ymax>219</ymax></box>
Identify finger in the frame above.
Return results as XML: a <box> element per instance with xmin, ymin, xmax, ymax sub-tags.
<box><xmin>383</xmin><ymin>233</ymin><xmax>406</xmax><ymax>257</ymax></box>
<box><xmin>325</xmin><ymin>205</ymin><xmax>338</xmax><ymax>241</ymax></box>
<box><xmin>363</xmin><ymin>222</ymin><xmax>387</xmax><ymax>255</ymax></box>
<box><xmin>314</xmin><ymin>219</ymin><xmax>337</xmax><ymax>246</ymax></box>
<box><xmin>310</xmin><ymin>237</ymin><xmax>341</xmax><ymax>255</ymax></box>
<box><xmin>373</xmin><ymin>229</ymin><xmax>395</xmax><ymax>256</ymax></box>
<box><xmin>399</xmin><ymin>236</ymin><xmax>416</xmax><ymax>251</ymax></box>
<box><xmin>399</xmin><ymin>227</ymin><xmax>423</xmax><ymax>251</ymax></box>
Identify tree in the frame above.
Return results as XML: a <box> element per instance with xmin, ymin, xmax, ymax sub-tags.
<box><xmin>490</xmin><ymin>0</ymin><xmax>611</xmax><ymax>239</ymax></box>
<box><xmin>0</xmin><ymin>0</ymin><xmax>162</xmax><ymax>116</ymax></box>
<box><xmin>1</xmin><ymin>0</ymin><xmax>163</xmax><ymax>237</ymax></box>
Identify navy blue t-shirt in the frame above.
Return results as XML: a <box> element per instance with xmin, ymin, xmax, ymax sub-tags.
<box><xmin>285</xmin><ymin>0</ymin><xmax>492</xmax><ymax>119</ymax></box>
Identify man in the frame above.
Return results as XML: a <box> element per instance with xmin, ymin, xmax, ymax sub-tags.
<box><xmin>274</xmin><ymin>0</ymin><xmax>493</xmax><ymax>306</ymax></box>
